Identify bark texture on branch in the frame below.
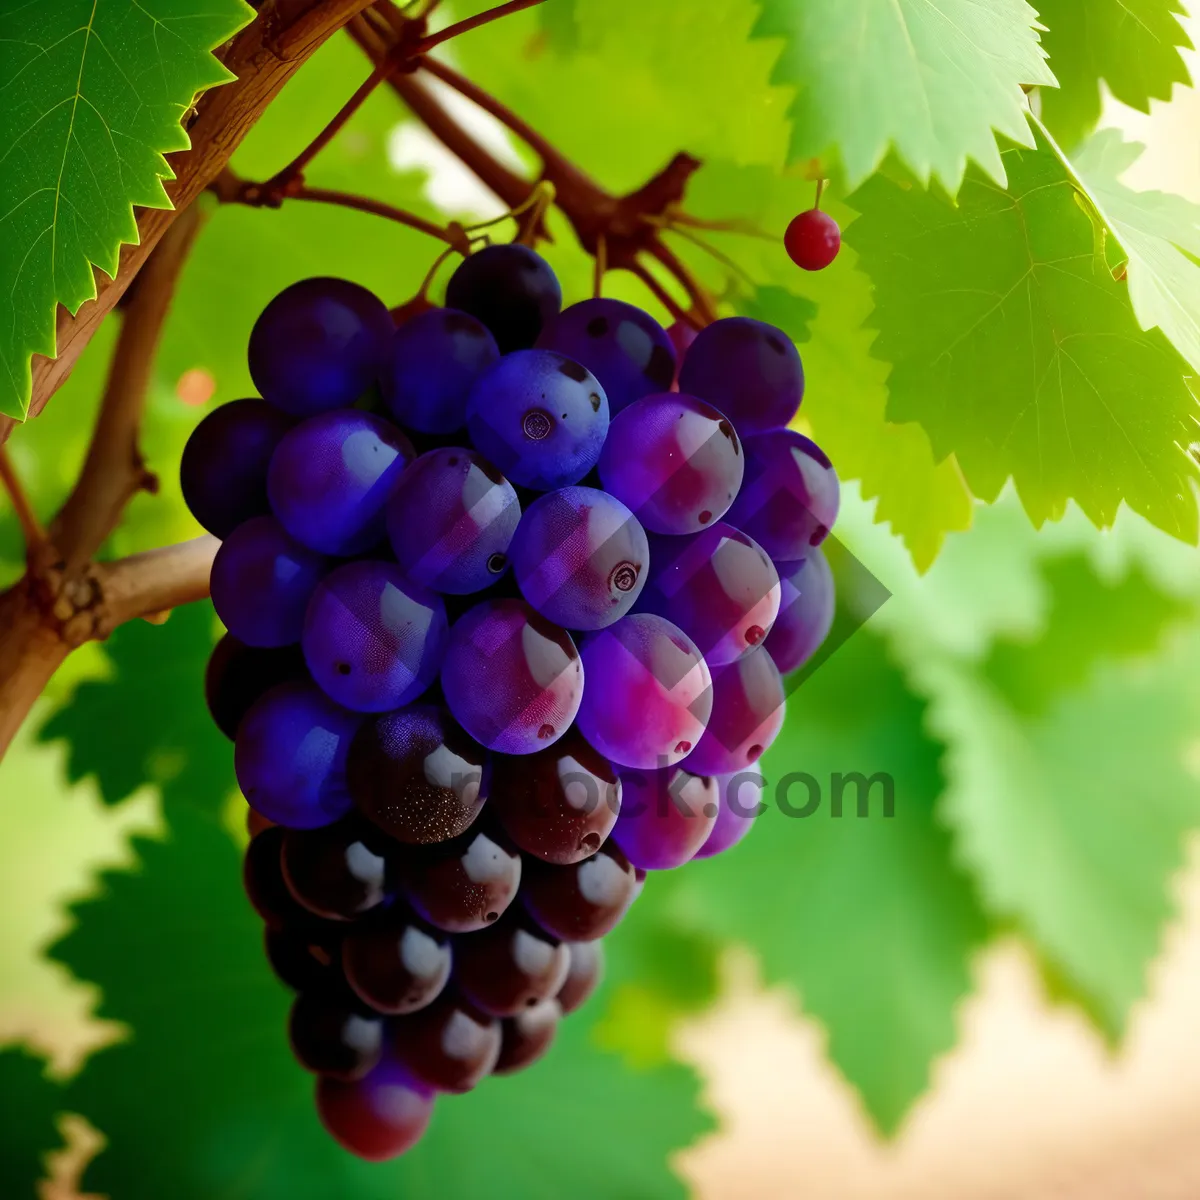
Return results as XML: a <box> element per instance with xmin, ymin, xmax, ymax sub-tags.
<box><xmin>0</xmin><ymin>0</ymin><xmax>376</xmax><ymax>445</ymax></box>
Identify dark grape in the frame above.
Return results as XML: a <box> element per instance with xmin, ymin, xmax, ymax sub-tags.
<box><xmin>509</xmin><ymin>486</ymin><xmax>649</xmax><ymax>630</ymax></box>
<box><xmin>289</xmin><ymin>988</ymin><xmax>384</xmax><ymax>1080</ymax></box>
<box><xmin>235</xmin><ymin>682</ymin><xmax>360</xmax><ymax>829</ymax></box>
<box><xmin>342</xmin><ymin>908</ymin><xmax>452</xmax><ymax>1015</ymax></box>
<box><xmin>281</xmin><ymin>816</ymin><xmax>395</xmax><ymax>921</ymax></box>
<box><xmin>641</xmin><ymin>523</ymin><xmax>780</xmax><ymax>665</ymax></box>
<box><xmin>386</xmin><ymin>448</ymin><xmax>520</xmax><ymax>595</ymax></box>
<box><xmin>454</xmin><ymin>909</ymin><xmax>570</xmax><ymax>1016</ymax></box>
<box><xmin>267</xmin><ymin>409</ymin><xmax>414</xmax><ymax>555</ymax></box>
<box><xmin>404</xmin><ymin>825</ymin><xmax>522</xmax><ymax>933</ymax></box>
<box><xmin>302</xmin><ymin>561</ymin><xmax>449</xmax><ymax>713</ymax></box>
<box><xmin>575</xmin><ymin>613</ymin><xmax>712</xmax><ymax>769</ymax></box>
<box><xmin>348</xmin><ymin>705</ymin><xmax>489</xmax><ymax>845</ymax></box>
<box><xmin>180</xmin><ymin>399</ymin><xmax>293</xmax><ymax>538</ymax></box>
<box><xmin>677</xmin><ymin>316</ymin><xmax>804</xmax><ymax>437</ymax></box>
<box><xmin>682</xmin><ymin>646</ymin><xmax>785</xmax><ymax>777</ymax></box>
<box><xmin>598</xmin><ymin>392</ymin><xmax>743</xmax><ymax>534</ymax></box>
<box><xmin>537</xmin><ymin>298</ymin><xmax>675</xmax><ymax>414</ymax></box>
<box><xmin>248</xmin><ymin>277</ymin><xmax>393</xmax><ymax>416</ymax></box>
<box><xmin>392</xmin><ymin>990</ymin><xmax>502</xmax><ymax>1092</ymax></box>
<box><xmin>494</xmin><ymin>999</ymin><xmax>560</xmax><ymax>1075</ymax></box>
<box><xmin>725</xmin><ymin>431</ymin><xmax>839</xmax><ymax>559</ymax></box>
<box><xmin>766</xmin><ymin>549</ymin><xmax>835</xmax><ymax>674</ymax></box>
<box><xmin>693</xmin><ymin>764</ymin><xmax>765</xmax><ymax>860</ymax></box>
<box><xmin>490</xmin><ymin>729</ymin><xmax>621</xmax><ymax>865</ymax></box>
<box><xmin>385</xmin><ymin>307</ymin><xmax>500</xmax><ymax>433</ymax></box>
<box><xmin>205</xmin><ymin>635</ymin><xmax>307</xmax><ymax>742</ymax></box>
<box><xmin>243</xmin><ymin>825</ymin><xmax>310</xmax><ymax>927</ymax></box>
<box><xmin>522</xmin><ymin>842</ymin><xmax>642</xmax><ymax>941</ymax></box>
<box><xmin>445</xmin><ymin>243</ymin><xmax>562</xmax><ymax>353</ymax></box>
<box><xmin>265</xmin><ymin>925</ymin><xmax>344</xmax><ymax>993</ymax></box>
<box><xmin>440</xmin><ymin>599</ymin><xmax>583</xmax><ymax>755</ymax></box>
<box><xmin>785</xmin><ymin>208</ymin><xmax>841</xmax><ymax>272</ymax></box>
<box><xmin>467</xmin><ymin>350</ymin><xmax>609</xmax><ymax>491</ymax></box>
<box><xmin>556</xmin><ymin>940</ymin><xmax>603</xmax><ymax>1014</ymax></box>
<box><xmin>316</xmin><ymin>1054</ymin><xmax>434</xmax><ymax>1160</ymax></box>
<box><xmin>611</xmin><ymin>766</ymin><xmax>718</xmax><ymax>870</ymax></box>
<box><xmin>210</xmin><ymin>516</ymin><xmax>329</xmax><ymax>648</ymax></box>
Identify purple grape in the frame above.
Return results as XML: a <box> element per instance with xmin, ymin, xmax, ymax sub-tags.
<box><xmin>536</xmin><ymin>298</ymin><xmax>675</xmax><ymax>415</ymax></box>
<box><xmin>611</xmin><ymin>766</ymin><xmax>718</xmax><ymax>870</ymax></box>
<box><xmin>597</xmin><ymin>393</ymin><xmax>743</xmax><ymax>535</ymax></box>
<box><xmin>682</xmin><ymin>647</ymin><xmax>784</xmax><ymax>776</ymax></box>
<box><xmin>510</xmin><ymin>487</ymin><xmax>649</xmax><ymax>630</ymax></box>
<box><xmin>342</xmin><ymin>908</ymin><xmax>453</xmax><ymax>1015</ymax></box>
<box><xmin>404</xmin><ymin>825</ymin><xmax>523</xmax><ymax>933</ymax></box>
<box><xmin>248</xmin><ymin>277</ymin><xmax>393</xmax><ymax>416</ymax></box>
<box><xmin>385</xmin><ymin>307</ymin><xmax>500</xmax><ymax>433</ymax></box>
<box><xmin>522</xmin><ymin>842</ymin><xmax>642</xmax><ymax>941</ymax></box>
<box><xmin>556</xmin><ymin>941</ymin><xmax>603</xmax><ymax>1014</ymax></box>
<box><xmin>180</xmin><ymin>399</ymin><xmax>294</xmax><ymax>538</ymax></box>
<box><xmin>454</xmin><ymin>909</ymin><xmax>570</xmax><ymax>1016</ymax></box>
<box><xmin>693</xmin><ymin>763</ymin><xmax>765</xmax><ymax>860</ymax></box>
<box><xmin>289</xmin><ymin>989</ymin><xmax>384</xmax><ymax>1081</ymax></box>
<box><xmin>766</xmin><ymin>549</ymin><xmax>835</xmax><ymax>673</ymax></box>
<box><xmin>641</xmin><ymin>523</ymin><xmax>780</xmax><ymax>665</ymax></box>
<box><xmin>466</xmin><ymin>350</ymin><xmax>609</xmax><ymax>491</ymax></box>
<box><xmin>677</xmin><ymin>316</ymin><xmax>804</xmax><ymax>437</ymax></box>
<box><xmin>348</xmin><ymin>705</ymin><xmax>489</xmax><ymax>845</ymax></box>
<box><xmin>494</xmin><ymin>999</ymin><xmax>560</xmax><ymax>1074</ymax></box>
<box><xmin>386</xmin><ymin>448</ymin><xmax>520</xmax><ymax>595</ymax></box>
<box><xmin>576</xmin><ymin>613</ymin><xmax>712</xmax><ymax>769</ymax></box>
<box><xmin>316</xmin><ymin>1052</ymin><xmax>435</xmax><ymax>1160</ymax></box>
<box><xmin>235</xmin><ymin>682</ymin><xmax>361</xmax><ymax>829</ymax></box>
<box><xmin>440</xmin><ymin>599</ymin><xmax>583</xmax><ymax>755</ymax></box>
<box><xmin>281</xmin><ymin>816</ymin><xmax>395</xmax><ymax>921</ymax></box>
<box><xmin>490</xmin><ymin>729</ymin><xmax>621</xmax><ymax>865</ymax></box>
<box><xmin>267</xmin><ymin>409</ymin><xmax>414</xmax><ymax>556</ymax></box>
<box><xmin>445</xmin><ymin>243</ymin><xmax>562</xmax><ymax>353</ymax></box>
<box><xmin>393</xmin><ymin>990</ymin><xmax>502</xmax><ymax>1093</ymax></box>
<box><xmin>205</xmin><ymin>635</ymin><xmax>307</xmax><ymax>741</ymax></box>
<box><xmin>210</xmin><ymin>516</ymin><xmax>329</xmax><ymax>648</ymax></box>
<box><xmin>302</xmin><ymin>561</ymin><xmax>448</xmax><ymax>713</ymax></box>
<box><xmin>725</xmin><ymin>431</ymin><xmax>839</xmax><ymax>558</ymax></box>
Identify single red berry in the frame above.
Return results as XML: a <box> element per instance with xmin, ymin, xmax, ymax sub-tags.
<box><xmin>785</xmin><ymin>209</ymin><xmax>841</xmax><ymax>271</ymax></box>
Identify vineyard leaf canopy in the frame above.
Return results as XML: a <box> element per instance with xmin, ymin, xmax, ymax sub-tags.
<box><xmin>1074</xmin><ymin>128</ymin><xmax>1200</xmax><ymax>385</ymax></box>
<box><xmin>0</xmin><ymin>1048</ymin><xmax>63</xmax><ymax>1196</ymax></box>
<box><xmin>1035</xmin><ymin>0</ymin><xmax>1192</xmax><ymax>150</ymax></box>
<box><xmin>846</xmin><ymin>126</ymin><xmax>1200</xmax><ymax>543</ymax></box>
<box><xmin>934</xmin><ymin>553</ymin><xmax>1200</xmax><ymax>1036</ymax></box>
<box><xmin>687</xmin><ymin>626</ymin><xmax>988</xmax><ymax>1133</ymax></box>
<box><xmin>50</xmin><ymin>802</ymin><xmax>709</xmax><ymax>1200</ymax></box>
<box><xmin>0</xmin><ymin>0</ymin><xmax>253</xmax><ymax>420</ymax></box>
<box><xmin>752</xmin><ymin>0</ymin><xmax>1055</xmax><ymax>190</ymax></box>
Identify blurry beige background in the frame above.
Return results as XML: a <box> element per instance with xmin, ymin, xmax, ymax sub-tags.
<box><xmin>8</xmin><ymin>18</ymin><xmax>1200</xmax><ymax>1200</ymax></box>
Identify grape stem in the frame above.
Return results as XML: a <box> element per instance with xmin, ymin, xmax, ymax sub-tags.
<box><xmin>415</xmin><ymin>0</ymin><xmax>548</xmax><ymax>53</ymax></box>
<box><xmin>0</xmin><ymin>448</ymin><xmax>47</xmax><ymax>564</ymax></box>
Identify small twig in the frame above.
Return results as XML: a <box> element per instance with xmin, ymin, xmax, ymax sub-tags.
<box><xmin>668</xmin><ymin>210</ymin><xmax>779</xmax><ymax>241</ymax></box>
<box><xmin>51</xmin><ymin>204</ymin><xmax>205</xmax><ymax>573</ymax></box>
<box><xmin>416</xmin><ymin>0</ymin><xmax>546</xmax><ymax>52</ymax></box>
<box><xmin>814</xmin><ymin>178</ymin><xmax>825</xmax><ymax>210</ymax></box>
<box><xmin>0</xmin><ymin>447</ymin><xmax>47</xmax><ymax>562</ymax></box>
<box><xmin>594</xmin><ymin>234</ymin><xmax>607</xmax><ymax>299</ymax></box>
<box><xmin>628</xmin><ymin>262</ymin><xmax>696</xmax><ymax>328</ymax></box>
<box><xmin>291</xmin><ymin>186</ymin><xmax>469</xmax><ymax>248</ymax></box>
<box><xmin>646</xmin><ymin>238</ymin><xmax>719</xmax><ymax>324</ymax></box>
<box><xmin>659</xmin><ymin>220</ymin><xmax>758</xmax><ymax>289</ymax></box>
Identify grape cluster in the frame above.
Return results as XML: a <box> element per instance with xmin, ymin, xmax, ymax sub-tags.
<box><xmin>183</xmin><ymin>243</ymin><xmax>838</xmax><ymax>1161</ymax></box>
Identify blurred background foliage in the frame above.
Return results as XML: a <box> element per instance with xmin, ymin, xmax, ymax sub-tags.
<box><xmin>2</xmin><ymin>0</ymin><xmax>1200</xmax><ymax>1195</ymax></box>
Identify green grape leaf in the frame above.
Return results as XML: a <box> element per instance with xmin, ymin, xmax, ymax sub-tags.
<box><xmin>688</xmin><ymin>627</ymin><xmax>988</xmax><ymax>1134</ymax></box>
<box><xmin>0</xmin><ymin>1048</ymin><xmax>63</xmax><ymax>1197</ymax></box>
<box><xmin>846</xmin><ymin>126</ymin><xmax>1200</xmax><ymax>542</ymax></box>
<box><xmin>51</xmin><ymin>804</ymin><xmax>710</xmax><ymax>1199</ymax></box>
<box><xmin>0</xmin><ymin>0</ymin><xmax>253</xmax><ymax>419</ymax></box>
<box><xmin>1037</xmin><ymin>0</ymin><xmax>1192</xmax><ymax>150</ymax></box>
<box><xmin>984</xmin><ymin>554</ymin><xmax>1192</xmax><ymax>713</ymax></box>
<box><xmin>39</xmin><ymin>602</ymin><xmax>230</xmax><ymax>812</ymax></box>
<box><xmin>740</xmin><ymin>285</ymin><xmax>816</xmax><ymax>345</ymax></box>
<box><xmin>1073</xmin><ymin>128</ymin><xmax>1200</xmax><ymax>386</ymax></box>
<box><xmin>752</xmin><ymin>0</ymin><xmax>1055</xmax><ymax>190</ymax></box>
<box><xmin>537</xmin><ymin>0</ymin><xmax>581</xmax><ymax>53</ymax></box>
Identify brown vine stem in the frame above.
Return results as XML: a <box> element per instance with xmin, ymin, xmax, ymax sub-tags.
<box><xmin>96</xmin><ymin>537</ymin><xmax>220</xmax><ymax>629</ymax></box>
<box><xmin>0</xmin><ymin>448</ymin><xmax>47</xmax><ymax>562</ymax></box>
<box><xmin>415</xmin><ymin>0</ymin><xmax>547</xmax><ymax>52</ymax></box>
<box><xmin>293</xmin><ymin>186</ymin><xmax>466</xmax><ymax>246</ymax></box>
<box><xmin>51</xmin><ymin>205</ymin><xmax>204</xmax><ymax>574</ymax></box>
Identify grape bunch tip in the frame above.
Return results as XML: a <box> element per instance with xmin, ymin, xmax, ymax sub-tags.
<box><xmin>182</xmin><ymin>239</ymin><xmax>839</xmax><ymax>1160</ymax></box>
